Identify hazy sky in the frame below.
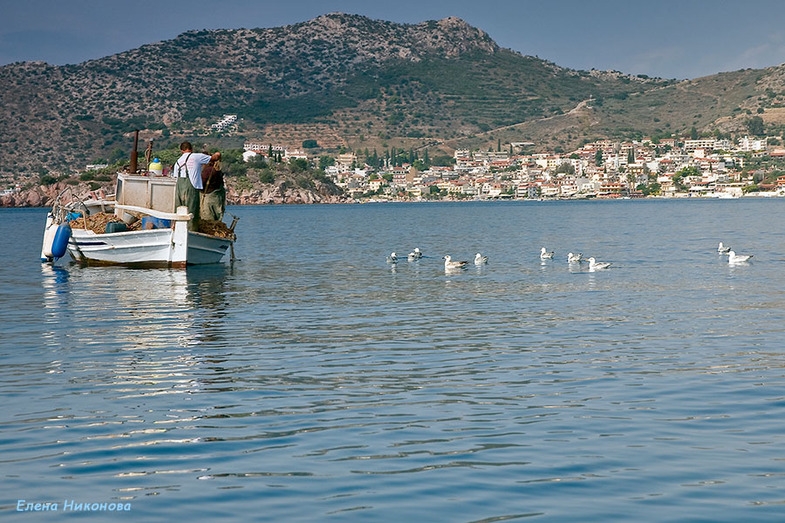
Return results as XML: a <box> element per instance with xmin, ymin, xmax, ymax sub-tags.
<box><xmin>2</xmin><ymin>0</ymin><xmax>785</xmax><ymax>79</ymax></box>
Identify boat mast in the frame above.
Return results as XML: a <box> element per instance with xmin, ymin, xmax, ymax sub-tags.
<box><xmin>129</xmin><ymin>129</ymin><xmax>139</xmax><ymax>174</ymax></box>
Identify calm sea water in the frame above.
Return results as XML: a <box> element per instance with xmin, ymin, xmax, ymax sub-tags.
<box><xmin>2</xmin><ymin>199</ymin><xmax>785</xmax><ymax>522</ymax></box>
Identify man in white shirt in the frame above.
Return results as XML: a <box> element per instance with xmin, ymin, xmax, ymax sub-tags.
<box><xmin>173</xmin><ymin>141</ymin><xmax>221</xmax><ymax>231</ymax></box>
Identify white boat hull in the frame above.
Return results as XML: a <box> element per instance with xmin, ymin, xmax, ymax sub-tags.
<box><xmin>67</xmin><ymin>226</ymin><xmax>232</xmax><ymax>268</ymax></box>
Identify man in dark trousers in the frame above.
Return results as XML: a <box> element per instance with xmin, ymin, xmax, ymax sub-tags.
<box><xmin>200</xmin><ymin>156</ymin><xmax>226</xmax><ymax>222</ymax></box>
<box><xmin>173</xmin><ymin>141</ymin><xmax>220</xmax><ymax>231</ymax></box>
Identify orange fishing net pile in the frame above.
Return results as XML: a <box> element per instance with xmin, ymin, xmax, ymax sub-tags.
<box><xmin>199</xmin><ymin>220</ymin><xmax>236</xmax><ymax>240</ymax></box>
<box><xmin>69</xmin><ymin>212</ymin><xmax>139</xmax><ymax>233</ymax></box>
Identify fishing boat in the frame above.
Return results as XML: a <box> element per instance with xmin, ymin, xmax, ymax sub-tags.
<box><xmin>40</xmin><ymin>135</ymin><xmax>237</xmax><ymax>268</ymax></box>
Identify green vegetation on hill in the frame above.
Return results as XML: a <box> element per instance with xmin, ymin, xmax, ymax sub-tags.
<box><xmin>1</xmin><ymin>12</ymin><xmax>785</xmax><ymax>182</ymax></box>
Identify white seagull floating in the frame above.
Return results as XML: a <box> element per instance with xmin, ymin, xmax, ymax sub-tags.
<box><xmin>588</xmin><ymin>257</ymin><xmax>612</xmax><ymax>271</ymax></box>
<box><xmin>567</xmin><ymin>252</ymin><xmax>583</xmax><ymax>263</ymax></box>
<box><xmin>386</xmin><ymin>252</ymin><xmax>398</xmax><ymax>264</ymax></box>
<box><xmin>718</xmin><ymin>242</ymin><xmax>731</xmax><ymax>254</ymax></box>
<box><xmin>540</xmin><ymin>247</ymin><xmax>554</xmax><ymax>260</ymax></box>
<box><xmin>474</xmin><ymin>252</ymin><xmax>488</xmax><ymax>265</ymax></box>
<box><xmin>408</xmin><ymin>247</ymin><xmax>423</xmax><ymax>261</ymax></box>
<box><xmin>728</xmin><ymin>250</ymin><xmax>753</xmax><ymax>264</ymax></box>
<box><xmin>443</xmin><ymin>255</ymin><xmax>469</xmax><ymax>271</ymax></box>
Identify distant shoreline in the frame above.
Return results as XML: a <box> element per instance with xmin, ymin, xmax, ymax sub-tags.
<box><xmin>6</xmin><ymin>192</ymin><xmax>785</xmax><ymax>210</ymax></box>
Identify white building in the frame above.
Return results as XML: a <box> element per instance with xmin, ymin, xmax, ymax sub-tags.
<box><xmin>738</xmin><ymin>136</ymin><xmax>767</xmax><ymax>152</ymax></box>
<box><xmin>211</xmin><ymin>114</ymin><xmax>237</xmax><ymax>131</ymax></box>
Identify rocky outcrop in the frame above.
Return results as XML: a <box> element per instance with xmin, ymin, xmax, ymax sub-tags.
<box><xmin>1</xmin><ymin>178</ymin><xmax>347</xmax><ymax>207</ymax></box>
<box><xmin>0</xmin><ymin>181</ymin><xmax>106</xmax><ymax>208</ymax></box>
<box><xmin>227</xmin><ymin>180</ymin><xmax>348</xmax><ymax>205</ymax></box>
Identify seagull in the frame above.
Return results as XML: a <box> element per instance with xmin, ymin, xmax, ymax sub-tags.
<box><xmin>540</xmin><ymin>247</ymin><xmax>554</xmax><ymax>260</ymax></box>
<box><xmin>443</xmin><ymin>255</ymin><xmax>469</xmax><ymax>271</ymax></box>
<box><xmin>474</xmin><ymin>252</ymin><xmax>488</xmax><ymax>265</ymax></box>
<box><xmin>407</xmin><ymin>247</ymin><xmax>423</xmax><ymax>261</ymax></box>
<box><xmin>386</xmin><ymin>252</ymin><xmax>398</xmax><ymax>264</ymax></box>
<box><xmin>567</xmin><ymin>252</ymin><xmax>583</xmax><ymax>263</ymax></box>
<box><xmin>718</xmin><ymin>242</ymin><xmax>731</xmax><ymax>254</ymax></box>
<box><xmin>588</xmin><ymin>257</ymin><xmax>611</xmax><ymax>271</ymax></box>
<box><xmin>728</xmin><ymin>250</ymin><xmax>753</xmax><ymax>264</ymax></box>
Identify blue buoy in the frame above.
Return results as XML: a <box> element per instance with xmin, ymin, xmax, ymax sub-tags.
<box><xmin>51</xmin><ymin>223</ymin><xmax>72</xmax><ymax>259</ymax></box>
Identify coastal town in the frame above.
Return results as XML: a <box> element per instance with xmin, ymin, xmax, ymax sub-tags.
<box><xmin>3</xmin><ymin>130</ymin><xmax>784</xmax><ymax>206</ymax></box>
<box><xmin>254</xmin><ymin>133</ymin><xmax>783</xmax><ymax>201</ymax></box>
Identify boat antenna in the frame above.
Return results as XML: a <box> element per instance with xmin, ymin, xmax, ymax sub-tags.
<box><xmin>145</xmin><ymin>139</ymin><xmax>153</xmax><ymax>171</ymax></box>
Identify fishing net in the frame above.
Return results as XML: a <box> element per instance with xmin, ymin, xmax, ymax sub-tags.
<box><xmin>199</xmin><ymin>220</ymin><xmax>236</xmax><ymax>240</ymax></box>
<box><xmin>68</xmin><ymin>213</ymin><xmax>138</xmax><ymax>233</ymax></box>
<box><xmin>68</xmin><ymin>212</ymin><xmax>234</xmax><ymax>239</ymax></box>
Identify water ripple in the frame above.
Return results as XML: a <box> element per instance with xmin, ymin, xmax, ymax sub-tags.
<box><xmin>4</xmin><ymin>202</ymin><xmax>785</xmax><ymax>521</ymax></box>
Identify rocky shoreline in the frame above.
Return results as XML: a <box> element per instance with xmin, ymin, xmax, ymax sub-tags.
<box><xmin>228</xmin><ymin>180</ymin><xmax>347</xmax><ymax>205</ymax></box>
<box><xmin>0</xmin><ymin>179</ymin><xmax>348</xmax><ymax>208</ymax></box>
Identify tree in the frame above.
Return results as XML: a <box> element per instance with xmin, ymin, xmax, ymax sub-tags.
<box><xmin>673</xmin><ymin>165</ymin><xmax>699</xmax><ymax>192</ymax></box>
<box><xmin>747</xmin><ymin>116</ymin><xmax>765</xmax><ymax>136</ymax></box>
<box><xmin>258</xmin><ymin>169</ymin><xmax>275</xmax><ymax>184</ymax></box>
<box><xmin>318</xmin><ymin>155</ymin><xmax>335</xmax><ymax>170</ymax></box>
<box><xmin>247</xmin><ymin>154</ymin><xmax>268</xmax><ymax>170</ymax></box>
<box><xmin>637</xmin><ymin>174</ymin><xmax>661</xmax><ymax>196</ymax></box>
<box><xmin>109</xmin><ymin>147</ymin><xmax>126</xmax><ymax>163</ymax></box>
<box><xmin>290</xmin><ymin>158</ymin><xmax>309</xmax><ymax>172</ymax></box>
<box><xmin>430</xmin><ymin>155</ymin><xmax>455</xmax><ymax>167</ymax></box>
<box><xmin>626</xmin><ymin>172</ymin><xmax>636</xmax><ymax>190</ymax></box>
<box><xmin>595</xmin><ymin>149</ymin><xmax>603</xmax><ymax>167</ymax></box>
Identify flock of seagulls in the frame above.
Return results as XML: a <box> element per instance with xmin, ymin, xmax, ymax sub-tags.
<box><xmin>388</xmin><ymin>242</ymin><xmax>754</xmax><ymax>273</ymax></box>
<box><xmin>387</xmin><ymin>247</ymin><xmax>483</xmax><ymax>271</ymax></box>
<box><xmin>386</xmin><ymin>245</ymin><xmax>611</xmax><ymax>272</ymax></box>
<box><xmin>546</xmin><ymin>247</ymin><xmax>612</xmax><ymax>271</ymax></box>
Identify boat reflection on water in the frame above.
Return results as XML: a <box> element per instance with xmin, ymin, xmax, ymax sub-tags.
<box><xmin>41</xmin><ymin>264</ymin><xmax>71</xmax><ymax>304</ymax></box>
<box><xmin>183</xmin><ymin>264</ymin><xmax>232</xmax><ymax>315</ymax></box>
<box><xmin>40</xmin><ymin>263</ymin><xmax>234</xmax><ymax>396</ymax></box>
<box><xmin>41</xmin><ymin>265</ymin><xmax>73</xmax><ymax>351</ymax></box>
<box><xmin>41</xmin><ymin>264</ymin><xmax>232</xmax><ymax>349</ymax></box>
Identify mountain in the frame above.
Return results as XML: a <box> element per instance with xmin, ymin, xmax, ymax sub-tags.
<box><xmin>1</xmin><ymin>13</ymin><xmax>784</xmax><ymax>184</ymax></box>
